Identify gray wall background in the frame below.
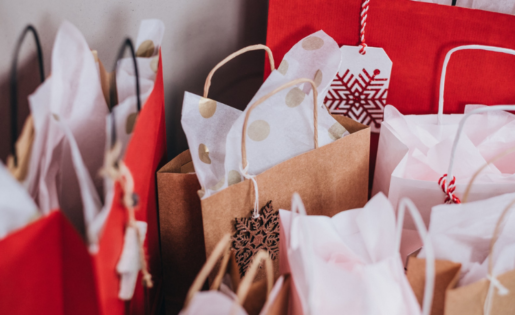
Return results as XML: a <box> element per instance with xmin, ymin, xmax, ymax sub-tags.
<box><xmin>0</xmin><ymin>0</ymin><xmax>268</xmax><ymax>162</ymax></box>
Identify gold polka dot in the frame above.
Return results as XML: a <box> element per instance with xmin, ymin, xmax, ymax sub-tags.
<box><xmin>150</xmin><ymin>56</ymin><xmax>159</xmax><ymax>72</ymax></box>
<box><xmin>136</xmin><ymin>40</ymin><xmax>155</xmax><ymax>57</ymax></box>
<box><xmin>248</xmin><ymin>120</ymin><xmax>270</xmax><ymax>142</ymax></box>
<box><xmin>198</xmin><ymin>143</ymin><xmax>212</xmax><ymax>164</ymax></box>
<box><xmin>285</xmin><ymin>87</ymin><xmax>305</xmax><ymax>108</ymax></box>
<box><xmin>197</xmin><ymin>187</ymin><xmax>205</xmax><ymax>198</ymax></box>
<box><xmin>314</xmin><ymin>69</ymin><xmax>323</xmax><ymax>87</ymax></box>
<box><xmin>198</xmin><ymin>98</ymin><xmax>217</xmax><ymax>118</ymax></box>
<box><xmin>52</xmin><ymin>113</ymin><xmax>60</xmax><ymax>121</ymax></box>
<box><xmin>209</xmin><ymin>176</ymin><xmax>225</xmax><ymax>191</ymax></box>
<box><xmin>328</xmin><ymin>122</ymin><xmax>348</xmax><ymax>140</ymax></box>
<box><xmin>125</xmin><ymin>113</ymin><xmax>138</xmax><ymax>134</ymax></box>
<box><xmin>228</xmin><ymin>170</ymin><xmax>241</xmax><ymax>186</ymax></box>
<box><xmin>278</xmin><ymin>60</ymin><xmax>288</xmax><ymax>75</ymax></box>
<box><xmin>301</xmin><ymin>36</ymin><xmax>324</xmax><ymax>50</ymax></box>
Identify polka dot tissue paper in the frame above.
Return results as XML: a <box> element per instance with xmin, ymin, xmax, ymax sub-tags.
<box><xmin>182</xmin><ymin>30</ymin><xmax>350</xmax><ymax>199</ymax></box>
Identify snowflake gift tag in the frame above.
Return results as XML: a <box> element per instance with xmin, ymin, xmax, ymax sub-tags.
<box><xmin>324</xmin><ymin>46</ymin><xmax>392</xmax><ymax>133</ymax></box>
<box><xmin>231</xmin><ymin>200</ymin><xmax>279</xmax><ymax>276</ymax></box>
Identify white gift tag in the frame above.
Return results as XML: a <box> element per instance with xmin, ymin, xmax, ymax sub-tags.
<box><xmin>324</xmin><ymin>46</ymin><xmax>392</xmax><ymax>133</ymax></box>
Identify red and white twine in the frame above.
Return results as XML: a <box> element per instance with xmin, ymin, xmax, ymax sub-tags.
<box><xmin>438</xmin><ymin>174</ymin><xmax>461</xmax><ymax>204</ymax></box>
<box><xmin>359</xmin><ymin>0</ymin><xmax>370</xmax><ymax>55</ymax></box>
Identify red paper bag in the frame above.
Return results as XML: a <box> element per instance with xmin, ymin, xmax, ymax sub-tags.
<box><xmin>266</xmin><ymin>0</ymin><xmax>515</xmax><ymax>180</ymax></box>
<box><xmin>91</xmin><ymin>49</ymin><xmax>166</xmax><ymax>315</ymax></box>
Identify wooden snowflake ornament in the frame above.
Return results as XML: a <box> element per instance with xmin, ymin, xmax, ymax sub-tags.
<box><xmin>231</xmin><ymin>200</ymin><xmax>279</xmax><ymax>276</ymax></box>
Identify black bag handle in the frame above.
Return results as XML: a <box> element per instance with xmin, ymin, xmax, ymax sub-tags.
<box><xmin>10</xmin><ymin>25</ymin><xmax>45</xmax><ymax>167</ymax></box>
<box><xmin>452</xmin><ymin>0</ymin><xmax>457</xmax><ymax>6</ymax></box>
<box><xmin>109</xmin><ymin>38</ymin><xmax>141</xmax><ymax>148</ymax></box>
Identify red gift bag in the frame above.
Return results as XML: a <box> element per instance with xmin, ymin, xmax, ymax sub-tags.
<box><xmin>0</xmin><ymin>25</ymin><xmax>97</xmax><ymax>315</ymax></box>
<box><xmin>83</xmin><ymin>44</ymin><xmax>166</xmax><ymax>315</ymax></box>
<box><xmin>0</xmin><ymin>211</ymin><xmax>100</xmax><ymax>315</ymax></box>
<box><xmin>266</xmin><ymin>0</ymin><xmax>515</xmax><ymax>180</ymax></box>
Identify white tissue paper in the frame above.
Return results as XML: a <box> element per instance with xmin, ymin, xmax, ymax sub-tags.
<box><xmin>108</xmin><ymin>19</ymin><xmax>165</xmax><ymax>158</ymax></box>
<box><xmin>0</xmin><ymin>163</ymin><xmax>39</xmax><ymax>239</ymax></box>
<box><xmin>419</xmin><ymin>192</ymin><xmax>515</xmax><ymax>287</ymax></box>
<box><xmin>183</xmin><ymin>30</ymin><xmax>348</xmax><ymax>199</ymax></box>
<box><xmin>24</xmin><ymin>21</ymin><xmax>106</xmax><ymax>239</ymax></box>
<box><xmin>374</xmin><ymin>104</ymin><xmax>515</xmax><ymax>230</ymax></box>
<box><xmin>280</xmin><ymin>193</ymin><xmax>431</xmax><ymax>315</ymax></box>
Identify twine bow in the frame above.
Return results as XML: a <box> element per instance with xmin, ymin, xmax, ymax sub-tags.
<box><xmin>102</xmin><ymin>143</ymin><xmax>153</xmax><ymax>288</ymax></box>
<box><xmin>239</xmin><ymin>162</ymin><xmax>260</xmax><ymax>218</ymax></box>
<box><xmin>438</xmin><ymin>174</ymin><xmax>461</xmax><ymax>204</ymax></box>
<box><xmin>484</xmin><ymin>273</ymin><xmax>510</xmax><ymax>315</ymax></box>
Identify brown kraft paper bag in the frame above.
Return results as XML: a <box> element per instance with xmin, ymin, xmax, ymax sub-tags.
<box><xmin>201</xmin><ymin>78</ymin><xmax>370</xmax><ymax>282</ymax></box>
<box><xmin>157</xmin><ymin>150</ymin><xmax>205</xmax><ymax>314</ymax></box>
<box><xmin>157</xmin><ymin>45</ymin><xmax>277</xmax><ymax>314</ymax></box>
<box><xmin>407</xmin><ymin>200</ymin><xmax>515</xmax><ymax>315</ymax></box>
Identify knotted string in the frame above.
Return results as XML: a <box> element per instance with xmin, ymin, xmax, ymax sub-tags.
<box><xmin>438</xmin><ymin>174</ymin><xmax>461</xmax><ymax>204</ymax></box>
<box><xmin>484</xmin><ymin>274</ymin><xmax>510</xmax><ymax>315</ymax></box>
<box><xmin>102</xmin><ymin>143</ymin><xmax>153</xmax><ymax>288</ymax></box>
<box><xmin>359</xmin><ymin>0</ymin><xmax>370</xmax><ymax>55</ymax></box>
<box><xmin>239</xmin><ymin>162</ymin><xmax>260</xmax><ymax>218</ymax></box>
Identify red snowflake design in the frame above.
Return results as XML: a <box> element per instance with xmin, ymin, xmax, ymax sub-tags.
<box><xmin>324</xmin><ymin>68</ymin><xmax>388</xmax><ymax>129</ymax></box>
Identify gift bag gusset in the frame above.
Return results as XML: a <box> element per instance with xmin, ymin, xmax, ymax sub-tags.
<box><xmin>324</xmin><ymin>0</ymin><xmax>392</xmax><ymax>133</ymax></box>
<box><xmin>280</xmin><ymin>192</ymin><xmax>435</xmax><ymax>315</ymax></box>
<box><xmin>201</xmin><ymin>77</ymin><xmax>370</xmax><ymax>283</ymax></box>
<box><xmin>157</xmin><ymin>149</ymin><xmax>205</xmax><ymax>314</ymax></box>
<box><xmin>182</xmin><ymin>45</ymin><xmax>276</xmax><ymax>198</ymax></box>
<box><xmin>374</xmin><ymin>45</ymin><xmax>515</xmax><ymax>231</ymax></box>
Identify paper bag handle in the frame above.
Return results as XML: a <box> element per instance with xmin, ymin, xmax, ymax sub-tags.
<box><xmin>438</xmin><ymin>45</ymin><xmax>515</xmax><ymax>124</ymax></box>
<box><xmin>444</xmin><ymin>105</ymin><xmax>515</xmax><ymax>194</ymax></box>
<box><xmin>108</xmin><ymin>38</ymin><xmax>141</xmax><ymax>149</ymax></box>
<box><xmin>203</xmin><ymin>44</ymin><xmax>275</xmax><ymax>98</ymax></box>
<box><xmin>288</xmin><ymin>193</ymin><xmax>316</xmax><ymax>314</ymax></box>
<box><xmin>10</xmin><ymin>25</ymin><xmax>45</xmax><ymax>168</ymax></box>
<box><xmin>462</xmin><ymin>146</ymin><xmax>515</xmax><ymax>203</ymax></box>
<box><xmin>184</xmin><ymin>234</ymin><xmax>232</xmax><ymax>308</ymax></box>
<box><xmin>241</xmin><ymin>78</ymin><xmax>319</xmax><ymax>169</ymax></box>
<box><xmin>395</xmin><ymin>198</ymin><xmax>435</xmax><ymax>315</ymax></box>
<box><xmin>234</xmin><ymin>250</ymin><xmax>274</xmax><ymax>307</ymax></box>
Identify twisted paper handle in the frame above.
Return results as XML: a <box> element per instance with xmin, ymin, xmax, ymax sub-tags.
<box><xmin>438</xmin><ymin>174</ymin><xmax>461</xmax><ymax>204</ymax></box>
<box><xmin>359</xmin><ymin>0</ymin><xmax>370</xmax><ymax>55</ymax></box>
